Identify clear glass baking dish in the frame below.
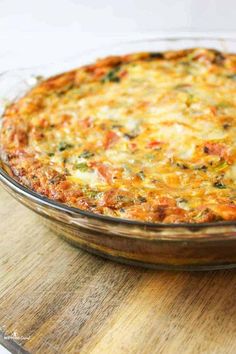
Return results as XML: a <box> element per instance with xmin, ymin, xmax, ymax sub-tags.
<box><xmin>1</xmin><ymin>35</ymin><xmax>236</xmax><ymax>270</ymax></box>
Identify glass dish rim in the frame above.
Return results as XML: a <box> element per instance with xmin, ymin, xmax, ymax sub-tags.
<box><xmin>1</xmin><ymin>34</ymin><xmax>236</xmax><ymax>230</ymax></box>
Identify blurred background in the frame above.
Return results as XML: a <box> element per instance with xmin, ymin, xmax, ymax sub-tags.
<box><xmin>0</xmin><ymin>0</ymin><xmax>235</xmax><ymax>70</ymax></box>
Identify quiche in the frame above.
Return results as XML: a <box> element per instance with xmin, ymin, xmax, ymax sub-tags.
<box><xmin>1</xmin><ymin>48</ymin><xmax>236</xmax><ymax>223</ymax></box>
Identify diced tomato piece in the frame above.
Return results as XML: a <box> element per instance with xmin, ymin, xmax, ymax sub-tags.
<box><xmin>204</xmin><ymin>142</ymin><xmax>230</xmax><ymax>162</ymax></box>
<box><xmin>91</xmin><ymin>162</ymin><xmax>113</xmax><ymax>183</ymax></box>
<box><xmin>59</xmin><ymin>181</ymin><xmax>71</xmax><ymax>190</ymax></box>
<box><xmin>209</xmin><ymin>204</ymin><xmax>236</xmax><ymax>221</ymax></box>
<box><xmin>61</xmin><ymin>114</ymin><xmax>71</xmax><ymax>124</ymax></box>
<box><xmin>130</xmin><ymin>142</ymin><xmax>137</xmax><ymax>151</ymax></box>
<box><xmin>147</xmin><ymin>140</ymin><xmax>162</xmax><ymax>148</ymax></box>
<box><xmin>100</xmin><ymin>189</ymin><xmax>131</xmax><ymax>208</ymax></box>
<box><xmin>93</xmin><ymin>67</ymin><xmax>107</xmax><ymax>79</ymax></box>
<box><xmin>79</xmin><ymin>117</ymin><xmax>93</xmax><ymax>128</ymax></box>
<box><xmin>119</xmin><ymin>70</ymin><xmax>128</xmax><ymax>78</ymax></box>
<box><xmin>38</xmin><ymin>118</ymin><xmax>50</xmax><ymax>128</ymax></box>
<box><xmin>104</xmin><ymin>131</ymin><xmax>119</xmax><ymax>149</ymax></box>
<box><xmin>155</xmin><ymin>196</ymin><xmax>177</xmax><ymax>207</ymax></box>
<box><xmin>209</xmin><ymin>106</ymin><xmax>217</xmax><ymax>115</ymax></box>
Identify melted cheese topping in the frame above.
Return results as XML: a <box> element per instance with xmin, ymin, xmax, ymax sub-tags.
<box><xmin>1</xmin><ymin>48</ymin><xmax>236</xmax><ymax>223</ymax></box>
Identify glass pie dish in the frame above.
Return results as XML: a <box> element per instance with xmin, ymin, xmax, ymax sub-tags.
<box><xmin>1</xmin><ymin>34</ymin><xmax>236</xmax><ymax>270</ymax></box>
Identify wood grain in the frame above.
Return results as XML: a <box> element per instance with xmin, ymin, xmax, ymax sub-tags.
<box><xmin>0</xmin><ymin>185</ymin><xmax>236</xmax><ymax>354</ymax></box>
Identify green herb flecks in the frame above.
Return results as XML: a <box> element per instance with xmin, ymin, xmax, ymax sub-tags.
<box><xmin>192</xmin><ymin>164</ymin><xmax>207</xmax><ymax>172</ymax></box>
<box><xmin>87</xmin><ymin>191</ymin><xmax>98</xmax><ymax>198</ymax></box>
<box><xmin>216</xmin><ymin>102</ymin><xmax>231</xmax><ymax>109</ymax></box>
<box><xmin>215</xmin><ymin>161</ymin><xmax>228</xmax><ymax>172</ymax></box>
<box><xmin>116</xmin><ymin>194</ymin><xmax>134</xmax><ymax>206</ymax></box>
<box><xmin>174</xmin><ymin>84</ymin><xmax>192</xmax><ymax>94</ymax></box>
<box><xmin>124</xmin><ymin>132</ymin><xmax>138</xmax><ymax>140</ymax></box>
<box><xmin>213</xmin><ymin>181</ymin><xmax>226</xmax><ymax>189</ymax></box>
<box><xmin>187</xmin><ymin>52</ymin><xmax>196</xmax><ymax>61</ymax></box>
<box><xmin>78</xmin><ymin>150</ymin><xmax>94</xmax><ymax>159</ymax></box>
<box><xmin>138</xmin><ymin>196</ymin><xmax>147</xmax><ymax>203</ymax></box>
<box><xmin>137</xmin><ymin>170</ymin><xmax>145</xmax><ymax>180</ymax></box>
<box><xmin>176</xmin><ymin>198</ymin><xmax>189</xmax><ymax>210</ymax></box>
<box><xmin>74</xmin><ymin>162</ymin><xmax>89</xmax><ymax>172</ymax></box>
<box><xmin>58</xmin><ymin>142</ymin><xmax>74</xmax><ymax>151</ymax></box>
<box><xmin>148</xmin><ymin>52</ymin><xmax>164</xmax><ymax>59</ymax></box>
<box><xmin>174</xmin><ymin>84</ymin><xmax>195</xmax><ymax>103</ymax></box>
<box><xmin>81</xmin><ymin>187</ymin><xmax>102</xmax><ymax>199</ymax></box>
<box><xmin>176</xmin><ymin>162</ymin><xmax>189</xmax><ymax>170</ymax></box>
<box><xmin>226</xmin><ymin>74</ymin><xmax>236</xmax><ymax>80</ymax></box>
<box><xmin>101</xmin><ymin>66</ymin><xmax>121</xmax><ymax>83</ymax></box>
<box><xmin>87</xmin><ymin>190</ymin><xmax>100</xmax><ymax>198</ymax></box>
<box><xmin>223</xmin><ymin>123</ymin><xmax>231</xmax><ymax>130</ymax></box>
<box><xmin>145</xmin><ymin>153</ymin><xmax>155</xmax><ymax>161</ymax></box>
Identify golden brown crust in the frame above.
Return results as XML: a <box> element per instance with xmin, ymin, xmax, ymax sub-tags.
<box><xmin>1</xmin><ymin>48</ymin><xmax>236</xmax><ymax>223</ymax></box>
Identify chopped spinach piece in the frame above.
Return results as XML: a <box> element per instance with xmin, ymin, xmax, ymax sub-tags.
<box><xmin>58</xmin><ymin>141</ymin><xmax>74</xmax><ymax>151</ymax></box>
<box><xmin>101</xmin><ymin>66</ymin><xmax>121</xmax><ymax>83</ymax></box>
<box><xmin>217</xmin><ymin>102</ymin><xmax>231</xmax><ymax>109</ymax></box>
<box><xmin>226</xmin><ymin>74</ymin><xmax>236</xmax><ymax>80</ymax></box>
<box><xmin>212</xmin><ymin>51</ymin><xmax>225</xmax><ymax>65</ymax></box>
<box><xmin>56</xmin><ymin>83</ymin><xmax>74</xmax><ymax>97</ymax></box>
<box><xmin>35</xmin><ymin>75</ymin><xmax>44</xmax><ymax>82</ymax></box>
<box><xmin>138</xmin><ymin>196</ymin><xmax>147</xmax><ymax>203</ymax></box>
<box><xmin>86</xmin><ymin>190</ymin><xmax>100</xmax><ymax>198</ymax></box>
<box><xmin>116</xmin><ymin>195</ymin><xmax>133</xmax><ymax>206</ymax></box>
<box><xmin>112</xmin><ymin>124</ymin><xmax>123</xmax><ymax>129</ymax></box>
<box><xmin>78</xmin><ymin>150</ymin><xmax>94</xmax><ymax>159</ymax></box>
<box><xmin>215</xmin><ymin>161</ymin><xmax>228</xmax><ymax>172</ymax></box>
<box><xmin>176</xmin><ymin>162</ymin><xmax>189</xmax><ymax>170</ymax></box>
<box><xmin>49</xmin><ymin>175</ymin><xmax>63</xmax><ymax>185</ymax></box>
<box><xmin>177</xmin><ymin>198</ymin><xmax>188</xmax><ymax>203</ymax></box>
<box><xmin>149</xmin><ymin>52</ymin><xmax>164</xmax><ymax>59</ymax></box>
<box><xmin>213</xmin><ymin>181</ymin><xmax>226</xmax><ymax>189</ymax></box>
<box><xmin>117</xmin><ymin>195</ymin><xmax>126</xmax><ymax>201</ymax></box>
<box><xmin>223</xmin><ymin>123</ymin><xmax>231</xmax><ymax>130</ymax></box>
<box><xmin>176</xmin><ymin>198</ymin><xmax>188</xmax><ymax>209</ymax></box>
<box><xmin>194</xmin><ymin>165</ymin><xmax>208</xmax><ymax>171</ymax></box>
<box><xmin>145</xmin><ymin>153</ymin><xmax>155</xmax><ymax>160</ymax></box>
<box><xmin>74</xmin><ymin>162</ymin><xmax>89</xmax><ymax>171</ymax></box>
<box><xmin>124</xmin><ymin>132</ymin><xmax>138</xmax><ymax>140</ymax></box>
<box><xmin>174</xmin><ymin>84</ymin><xmax>192</xmax><ymax>93</ymax></box>
<box><xmin>137</xmin><ymin>170</ymin><xmax>145</xmax><ymax>180</ymax></box>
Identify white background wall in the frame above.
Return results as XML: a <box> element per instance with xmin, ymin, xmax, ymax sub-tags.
<box><xmin>0</xmin><ymin>0</ymin><xmax>235</xmax><ymax>352</ymax></box>
<box><xmin>0</xmin><ymin>0</ymin><xmax>235</xmax><ymax>71</ymax></box>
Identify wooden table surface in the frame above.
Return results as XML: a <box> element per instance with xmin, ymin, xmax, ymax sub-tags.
<box><xmin>1</xmin><ymin>186</ymin><xmax>236</xmax><ymax>354</ymax></box>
